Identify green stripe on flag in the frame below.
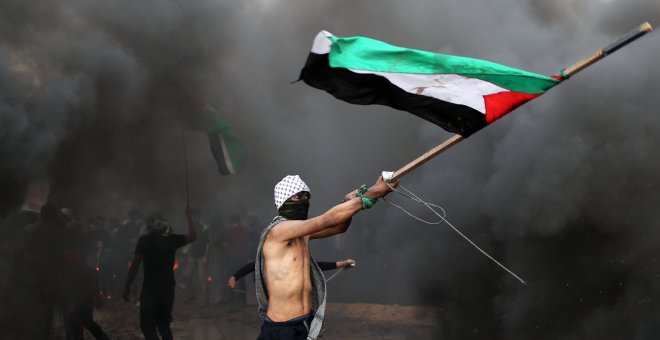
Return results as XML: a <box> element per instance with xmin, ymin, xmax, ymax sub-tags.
<box><xmin>328</xmin><ymin>36</ymin><xmax>559</xmax><ymax>94</ymax></box>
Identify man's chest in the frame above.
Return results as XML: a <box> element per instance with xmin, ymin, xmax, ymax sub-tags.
<box><xmin>265</xmin><ymin>238</ymin><xmax>310</xmax><ymax>270</ymax></box>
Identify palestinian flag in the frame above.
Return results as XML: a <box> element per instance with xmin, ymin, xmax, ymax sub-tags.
<box><xmin>182</xmin><ymin>93</ymin><xmax>244</xmax><ymax>175</ymax></box>
<box><xmin>300</xmin><ymin>31</ymin><xmax>565</xmax><ymax>137</ymax></box>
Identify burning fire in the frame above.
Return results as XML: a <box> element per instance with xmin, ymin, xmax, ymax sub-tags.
<box><xmin>173</xmin><ymin>259</ymin><xmax>179</xmax><ymax>271</ymax></box>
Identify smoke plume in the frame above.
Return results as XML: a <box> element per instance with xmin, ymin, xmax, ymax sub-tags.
<box><xmin>1</xmin><ymin>0</ymin><xmax>659</xmax><ymax>338</ymax></box>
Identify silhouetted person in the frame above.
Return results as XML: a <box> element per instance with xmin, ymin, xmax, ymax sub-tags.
<box><xmin>23</xmin><ymin>203</ymin><xmax>65</xmax><ymax>339</ymax></box>
<box><xmin>183</xmin><ymin>209</ymin><xmax>211</xmax><ymax>306</ymax></box>
<box><xmin>117</xmin><ymin>210</ymin><xmax>146</xmax><ymax>301</ymax></box>
<box><xmin>61</xmin><ymin>207</ymin><xmax>77</xmax><ymax>231</ymax></box>
<box><xmin>62</xmin><ymin>247</ymin><xmax>110</xmax><ymax>340</ymax></box>
<box><xmin>208</xmin><ymin>211</ymin><xmax>226</xmax><ymax>304</ymax></box>
<box><xmin>99</xmin><ymin>217</ymin><xmax>121</xmax><ymax>299</ymax></box>
<box><xmin>223</xmin><ymin>213</ymin><xmax>250</xmax><ymax>305</ymax></box>
<box><xmin>122</xmin><ymin>209</ymin><xmax>197</xmax><ymax>340</ymax></box>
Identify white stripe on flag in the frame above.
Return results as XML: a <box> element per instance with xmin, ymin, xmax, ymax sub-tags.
<box><xmin>219</xmin><ymin>134</ymin><xmax>236</xmax><ymax>175</ymax></box>
<box><xmin>311</xmin><ymin>31</ymin><xmax>333</xmax><ymax>54</ymax></box>
<box><xmin>348</xmin><ymin>70</ymin><xmax>507</xmax><ymax>114</ymax></box>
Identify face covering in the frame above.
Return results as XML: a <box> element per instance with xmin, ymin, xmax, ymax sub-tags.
<box><xmin>278</xmin><ymin>196</ymin><xmax>310</xmax><ymax>220</ymax></box>
<box><xmin>274</xmin><ymin>175</ymin><xmax>311</xmax><ymax>210</ymax></box>
<box><xmin>147</xmin><ymin>214</ymin><xmax>171</xmax><ymax>235</ymax></box>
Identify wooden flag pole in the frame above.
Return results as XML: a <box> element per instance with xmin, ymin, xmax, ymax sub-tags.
<box><xmin>390</xmin><ymin>22</ymin><xmax>653</xmax><ymax>182</ymax></box>
<box><xmin>179</xmin><ymin>122</ymin><xmax>191</xmax><ymax>207</ymax></box>
<box><xmin>391</xmin><ymin>134</ymin><xmax>463</xmax><ymax>181</ymax></box>
<box><xmin>563</xmin><ymin>22</ymin><xmax>652</xmax><ymax>77</ymax></box>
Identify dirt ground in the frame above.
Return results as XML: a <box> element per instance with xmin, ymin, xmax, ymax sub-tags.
<box><xmin>52</xmin><ymin>299</ymin><xmax>442</xmax><ymax>339</ymax></box>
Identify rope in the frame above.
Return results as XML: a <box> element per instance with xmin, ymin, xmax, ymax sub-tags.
<box><xmin>384</xmin><ymin>183</ymin><xmax>527</xmax><ymax>286</ymax></box>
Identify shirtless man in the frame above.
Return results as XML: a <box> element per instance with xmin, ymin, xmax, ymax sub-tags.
<box><xmin>255</xmin><ymin>175</ymin><xmax>396</xmax><ymax>340</ymax></box>
<box><xmin>228</xmin><ymin>259</ymin><xmax>356</xmax><ymax>289</ymax></box>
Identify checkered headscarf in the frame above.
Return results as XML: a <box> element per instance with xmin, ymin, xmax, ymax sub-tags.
<box><xmin>273</xmin><ymin>175</ymin><xmax>310</xmax><ymax>210</ymax></box>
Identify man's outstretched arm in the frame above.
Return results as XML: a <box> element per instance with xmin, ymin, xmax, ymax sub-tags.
<box><xmin>269</xmin><ymin>176</ymin><xmax>397</xmax><ymax>242</ymax></box>
<box><xmin>317</xmin><ymin>259</ymin><xmax>355</xmax><ymax>270</ymax></box>
<box><xmin>309</xmin><ymin>217</ymin><xmax>352</xmax><ymax>240</ymax></box>
<box><xmin>228</xmin><ymin>261</ymin><xmax>256</xmax><ymax>289</ymax></box>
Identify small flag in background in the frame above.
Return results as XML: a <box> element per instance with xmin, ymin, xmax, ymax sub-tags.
<box><xmin>21</xmin><ymin>178</ymin><xmax>51</xmax><ymax>213</ymax></box>
<box><xmin>300</xmin><ymin>31</ymin><xmax>564</xmax><ymax>137</ymax></box>
<box><xmin>182</xmin><ymin>93</ymin><xmax>244</xmax><ymax>175</ymax></box>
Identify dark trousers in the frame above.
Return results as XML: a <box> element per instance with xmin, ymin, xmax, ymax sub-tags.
<box><xmin>64</xmin><ymin>297</ymin><xmax>110</xmax><ymax>340</ymax></box>
<box><xmin>33</xmin><ymin>291</ymin><xmax>55</xmax><ymax>340</ymax></box>
<box><xmin>140</xmin><ymin>286</ymin><xmax>175</xmax><ymax>340</ymax></box>
<box><xmin>257</xmin><ymin>314</ymin><xmax>312</xmax><ymax>340</ymax></box>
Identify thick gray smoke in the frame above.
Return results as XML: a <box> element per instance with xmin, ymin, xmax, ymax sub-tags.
<box><xmin>1</xmin><ymin>0</ymin><xmax>659</xmax><ymax>338</ymax></box>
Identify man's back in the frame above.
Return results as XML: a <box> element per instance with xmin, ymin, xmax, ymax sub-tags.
<box><xmin>136</xmin><ymin>233</ymin><xmax>187</xmax><ymax>289</ymax></box>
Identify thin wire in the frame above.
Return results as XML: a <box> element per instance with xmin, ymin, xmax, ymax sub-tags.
<box><xmin>383</xmin><ymin>185</ymin><xmax>446</xmax><ymax>225</ymax></box>
<box><xmin>325</xmin><ymin>266</ymin><xmax>347</xmax><ymax>282</ymax></box>
<box><xmin>384</xmin><ymin>183</ymin><xmax>527</xmax><ymax>286</ymax></box>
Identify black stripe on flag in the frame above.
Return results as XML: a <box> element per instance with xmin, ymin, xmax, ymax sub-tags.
<box><xmin>208</xmin><ymin>132</ymin><xmax>234</xmax><ymax>175</ymax></box>
<box><xmin>300</xmin><ymin>53</ymin><xmax>487</xmax><ymax>137</ymax></box>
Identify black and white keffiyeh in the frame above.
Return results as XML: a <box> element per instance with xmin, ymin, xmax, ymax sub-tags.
<box><xmin>273</xmin><ymin>175</ymin><xmax>310</xmax><ymax>209</ymax></box>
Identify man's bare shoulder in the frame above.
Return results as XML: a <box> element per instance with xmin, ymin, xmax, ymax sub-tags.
<box><xmin>264</xmin><ymin>223</ymin><xmax>309</xmax><ymax>258</ymax></box>
<box><xmin>267</xmin><ymin>214</ymin><xmax>335</xmax><ymax>242</ymax></box>
<box><xmin>267</xmin><ymin>219</ymin><xmax>304</xmax><ymax>242</ymax></box>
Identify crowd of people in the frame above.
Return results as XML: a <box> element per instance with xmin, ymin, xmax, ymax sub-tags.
<box><xmin>15</xmin><ymin>202</ymin><xmax>261</xmax><ymax>339</ymax></box>
<box><xmin>11</xmin><ymin>173</ymin><xmax>389</xmax><ymax>340</ymax></box>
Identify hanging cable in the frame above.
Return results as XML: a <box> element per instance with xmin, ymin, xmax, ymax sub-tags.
<box><xmin>383</xmin><ymin>183</ymin><xmax>527</xmax><ymax>286</ymax></box>
<box><xmin>325</xmin><ymin>266</ymin><xmax>347</xmax><ymax>283</ymax></box>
